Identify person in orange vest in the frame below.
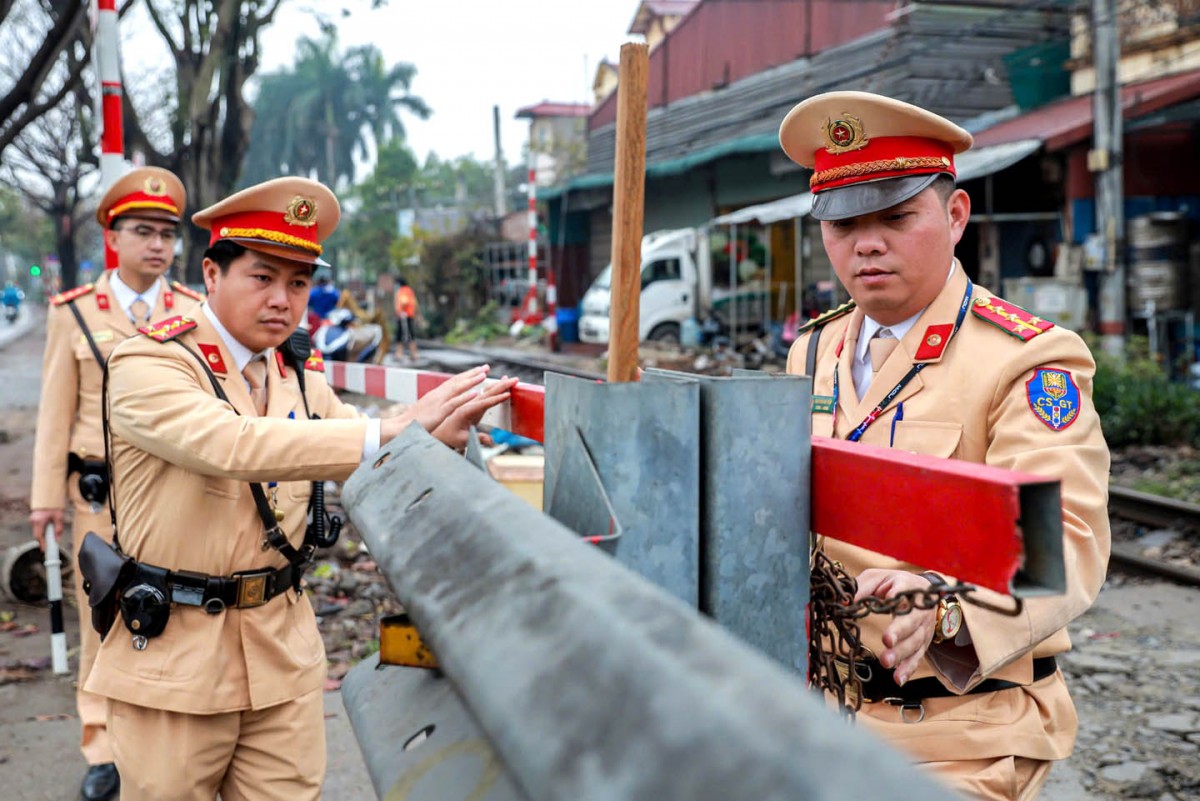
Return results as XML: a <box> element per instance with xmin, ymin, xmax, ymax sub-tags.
<box><xmin>392</xmin><ymin>275</ymin><xmax>420</xmax><ymax>362</ymax></box>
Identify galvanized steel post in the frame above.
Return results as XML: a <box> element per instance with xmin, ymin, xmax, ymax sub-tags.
<box><xmin>341</xmin><ymin>424</ymin><xmax>960</xmax><ymax>801</ymax></box>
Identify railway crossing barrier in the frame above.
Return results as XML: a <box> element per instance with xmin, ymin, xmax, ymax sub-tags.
<box><xmin>328</xmin><ymin>360</ymin><xmax>1066</xmax><ymax>800</ymax></box>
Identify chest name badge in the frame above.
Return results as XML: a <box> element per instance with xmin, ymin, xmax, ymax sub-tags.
<box><xmin>89</xmin><ymin>330</ymin><xmax>115</xmax><ymax>344</ymax></box>
<box><xmin>812</xmin><ymin>395</ymin><xmax>836</xmax><ymax>414</ymax></box>
<box><xmin>1026</xmin><ymin>368</ymin><xmax>1080</xmax><ymax>431</ymax></box>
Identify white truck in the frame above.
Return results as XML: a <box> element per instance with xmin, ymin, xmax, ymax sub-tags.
<box><xmin>578</xmin><ymin>228</ymin><xmax>768</xmax><ymax>345</ymax></box>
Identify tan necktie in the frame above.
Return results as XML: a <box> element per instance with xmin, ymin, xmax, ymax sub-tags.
<box><xmin>869</xmin><ymin>329</ymin><xmax>899</xmax><ymax>375</ymax></box>
<box><xmin>242</xmin><ymin>357</ymin><xmax>268</xmax><ymax>416</ymax></box>
<box><xmin>129</xmin><ymin>298</ymin><xmax>150</xmax><ymax>324</ymax></box>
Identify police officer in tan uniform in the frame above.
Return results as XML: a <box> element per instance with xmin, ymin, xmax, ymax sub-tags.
<box><xmin>30</xmin><ymin>166</ymin><xmax>197</xmax><ymax>801</ymax></box>
<box><xmin>86</xmin><ymin>177</ymin><xmax>515</xmax><ymax>800</ymax></box>
<box><xmin>780</xmin><ymin>92</ymin><xmax>1110</xmax><ymax>800</ymax></box>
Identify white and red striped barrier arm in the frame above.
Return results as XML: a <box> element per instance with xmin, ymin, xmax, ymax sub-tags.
<box><xmin>326</xmin><ymin>362</ymin><xmax>547</xmax><ymax>443</ymax></box>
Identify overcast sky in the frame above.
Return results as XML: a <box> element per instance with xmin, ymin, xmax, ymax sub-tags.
<box><xmin>126</xmin><ymin>0</ymin><xmax>643</xmax><ymax>170</ymax></box>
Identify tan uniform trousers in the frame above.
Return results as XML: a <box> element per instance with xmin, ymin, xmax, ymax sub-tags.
<box><xmin>107</xmin><ymin>687</ymin><xmax>325</xmax><ymax>801</ymax></box>
<box><xmin>922</xmin><ymin>755</ymin><xmax>1053</xmax><ymax>801</ymax></box>
<box><xmin>69</xmin><ymin>483</ymin><xmax>114</xmax><ymax>765</ymax></box>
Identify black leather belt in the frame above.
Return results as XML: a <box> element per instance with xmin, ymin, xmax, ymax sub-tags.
<box><xmin>844</xmin><ymin>655</ymin><xmax>1059</xmax><ymax>704</ymax></box>
<box><xmin>164</xmin><ymin>564</ymin><xmax>295</xmax><ymax>614</ymax></box>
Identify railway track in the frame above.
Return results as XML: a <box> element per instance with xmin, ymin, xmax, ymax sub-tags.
<box><xmin>407</xmin><ymin>343</ymin><xmax>1200</xmax><ymax>586</ymax></box>
<box><xmin>416</xmin><ymin>340</ymin><xmax>604</xmax><ymax>384</ymax></box>
<box><xmin>1108</xmin><ymin>486</ymin><xmax>1200</xmax><ymax>586</ymax></box>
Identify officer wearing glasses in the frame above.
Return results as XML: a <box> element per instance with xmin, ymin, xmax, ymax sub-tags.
<box><xmin>29</xmin><ymin>166</ymin><xmax>203</xmax><ymax>801</ymax></box>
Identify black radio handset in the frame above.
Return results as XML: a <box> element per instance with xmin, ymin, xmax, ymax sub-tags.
<box><xmin>280</xmin><ymin>326</ymin><xmax>341</xmax><ymax>549</ymax></box>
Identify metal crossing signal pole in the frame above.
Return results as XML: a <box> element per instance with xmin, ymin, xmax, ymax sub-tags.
<box><xmin>93</xmin><ymin>0</ymin><xmax>126</xmax><ymax>271</ymax></box>
<box><xmin>1092</xmin><ymin>0</ymin><xmax>1125</xmax><ymax>354</ymax></box>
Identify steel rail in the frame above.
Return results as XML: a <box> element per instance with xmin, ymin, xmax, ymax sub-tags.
<box><xmin>1109</xmin><ymin>485</ymin><xmax>1200</xmax><ymax>530</ymax></box>
<box><xmin>416</xmin><ymin>339</ymin><xmax>604</xmax><ymax>383</ymax></box>
<box><xmin>1108</xmin><ymin>485</ymin><xmax>1200</xmax><ymax>586</ymax></box>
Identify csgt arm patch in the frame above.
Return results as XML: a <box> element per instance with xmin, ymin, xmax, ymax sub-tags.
<box><xmin>1026</xmin><ymin>368</ymin><xmax>1080</xmax><ymax>431</ymax></box>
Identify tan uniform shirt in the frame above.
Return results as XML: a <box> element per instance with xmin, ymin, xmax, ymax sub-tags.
<box><xmin>31</xmin><ymin>272</ymin><xmax>202</xmax><ymax>510</ymax></box>
<box><xmin>86</xmin><ymin>312</ymin><xmax>369</xmax><ymax>714</ymax></box>
<box><xmin>787</xmin><ymin>266</ymin><xmax>1110</xmax><ymax>763</ymax></box>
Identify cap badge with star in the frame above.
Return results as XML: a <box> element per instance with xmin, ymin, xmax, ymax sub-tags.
<box><xmin>95</xmin><ymin>166</ymin><xmax>187</xmax><ymax>227</ymax></box>
<box><xmin>284</xmin><ymin>196</ymin><xmax>318</xmax><ymax>227</ymax></box>
<box><xmin>192</xmin><ymin>177</ymin><xmax>340</xmax><ymax>267</ymax></box>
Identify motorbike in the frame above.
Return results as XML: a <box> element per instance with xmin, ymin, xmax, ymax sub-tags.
<box><xmin>313</xmin><ymin>309</ymin><xmax>383</xmax><ymax>364</ymax></box>
<box><xmin>3</xmin><ymin>305</ymin><xmax>18</xmax><ymax>324</ymax></box>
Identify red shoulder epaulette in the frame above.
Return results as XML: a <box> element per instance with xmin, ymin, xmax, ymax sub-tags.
<box><xmin>304</xmin><ymin>350</ymin><xmax>325</xmax><ymax>373</ymax></box>
<box><xmin>138</xmin><ymin>316</ymin><xmax>198</xmax><ymax>343</ymax></box>
<box><xmin>50</xmin><ymin>283</ymin><xmax>95</xmax><ymax>306</ymax></box>
<box><xmin>170</xmin><ymin>280</ymin><xmax>205</xmax><ymax>302</ymax></box>
<box><xmin>971</xmin><ymin>297</ymin><xmax>1055</xmax><ymax>342</ymax></box>
<box><xmin>796</xmin><ymin>300</ymin><xmax>856</xmax><ymax>336</ymax></box>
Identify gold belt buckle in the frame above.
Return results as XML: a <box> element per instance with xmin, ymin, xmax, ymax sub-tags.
<box><xmin>237</xmin><ymin>572</ymin><xmax>269</xmax><ymax>608</ymax></box>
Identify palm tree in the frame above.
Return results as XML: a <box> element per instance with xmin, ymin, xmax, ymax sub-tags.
<box><xmin>239</xmin><ymin>31</ymin><xmax>430</xmax><ymax>189</ymax></box>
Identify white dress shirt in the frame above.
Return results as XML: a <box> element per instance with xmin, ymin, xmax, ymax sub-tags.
<box><xmin>109</xmin><ymin>272</ymin><xmax>162</xmax><ymax>323</ymax></box>
<box><xmin>852</xmin><ymin>262</ymin><xmax>957</xmax><ymax>399</ymax></box>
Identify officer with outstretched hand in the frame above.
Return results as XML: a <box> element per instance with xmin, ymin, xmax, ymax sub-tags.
<box><xmin>84</xmin><ymin>176</ymin><xmax>516</xmax><ymax>801</ymax></box>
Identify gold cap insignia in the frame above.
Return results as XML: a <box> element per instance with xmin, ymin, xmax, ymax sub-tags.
<box><xmin>284</xmin><ymin>196</ymin><xmax>318</xmax><ymax>227</ymax></box>
<box><xmin>823</xmin><ymin>114</ymin><xmax>868</xmax><ymax>155</ymax></box>
<box><xmin>144</xmin><ymin>177</ymin><xmax>166</xmax><ymax>196</ymax></box>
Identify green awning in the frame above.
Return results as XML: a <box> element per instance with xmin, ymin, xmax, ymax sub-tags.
<box><xmin>540</xmin><ymin>133</ymin><xmax>781</xmax><ymax>202</ymax></box>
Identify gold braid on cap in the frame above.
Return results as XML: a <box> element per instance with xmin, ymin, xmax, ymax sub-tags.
<box><xmin>811</xmin><ymin>156</ymin><xmax>952</xmax><ymax>189</ymax></box>
<box><xmin>108</xmin><ymin>200</ymin><xmax>180</xmax><ymax>220</ymax></box>
<box><xmin>218</xmin><ymin>227</ymin><xmax>323</xmax><ymax>255</ymax></box>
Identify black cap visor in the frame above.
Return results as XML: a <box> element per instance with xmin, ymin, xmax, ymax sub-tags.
<box><xmin>811</xmin><ymin>174</ymin><xmax>943</xmax><ymax>222</ymax></box>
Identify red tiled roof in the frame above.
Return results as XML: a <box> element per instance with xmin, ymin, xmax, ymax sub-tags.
<box><xmin>973</xmin><ymin>68</ymin><xmax>1200</xmax><ymax>151</ymax></box>
<box><xmin>629</xmin><ymin>0</ymin><xmax>700</xmax><ymax>34</ymax></box>
<box><xmin>515</xmin><ymin>102</ymin><xmax>593</xmax><ymax>119</ymax></box>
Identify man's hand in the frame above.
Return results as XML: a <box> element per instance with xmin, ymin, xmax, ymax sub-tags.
<box><xmin>431</xmin><ymin>375</ymin><xmax>518</xmax><ymax>450</ymax></box>
<box><xmin>379</xmin><ymin>366</ymin><xmax>500</xmax><ymax>446</ymax></box>
<box><xmin>853</xmin><ymin>569</ymin><xmax>937</xmax><ymax>686</ymax></box>
<box><xmin>30</xmin><ymin>508</ymin><xmax>65</xmax><ymax>551</ymax></box>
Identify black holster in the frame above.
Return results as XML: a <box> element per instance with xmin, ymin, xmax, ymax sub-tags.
<box><xmin>77</xmin><ymin>531</ymin><xmax>135</xmax><ymax>640</ymax></box>
<box><xmin>68</xmin><ymin>453</ymin><xmax>110</xmax><ymax>507</ymax></box>
<box><xmin>118</xmin><ymin>564</ymin><xmax>171</xmax><ymax>640</ymax></box>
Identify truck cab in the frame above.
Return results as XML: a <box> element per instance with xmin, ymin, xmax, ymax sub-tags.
<box><xmin>579</xmin><ymin>229</ymin><xmax>699</xmax><ymax>345</ymax></box>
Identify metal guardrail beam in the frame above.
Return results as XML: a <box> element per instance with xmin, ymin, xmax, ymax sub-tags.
<box><xmin>342</xmin><ymin>425</ymin><xmax>961</xmax><ymax>801</ymax></box>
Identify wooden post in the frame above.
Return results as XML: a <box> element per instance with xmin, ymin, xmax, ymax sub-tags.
<box><xmin>607</xmin><ymin>43</ymin><xmax>649</xmax><ymax>384</ymax></box>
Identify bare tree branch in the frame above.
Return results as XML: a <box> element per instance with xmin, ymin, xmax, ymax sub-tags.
<box><xmin>0</xmin><ymin>2</ymin><xmax>88</xmax><ymax>139</ymax></box>
<box><xmin>0</xmin><ymin>45</ymin><xmax>89</xmax><ymax>156</ymax></box>
<box><xmin>143</xmin><ymin>0</ymin><xmax>183</xmax><ymax>56</ymax></box>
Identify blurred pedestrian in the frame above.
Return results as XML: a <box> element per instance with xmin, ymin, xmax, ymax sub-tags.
<box><xmin>308</xmin><ymin>270</ymin><xmax>339</xmax><ymax>319</ymax></box>
<box><xmin>393</xmin><ymin>275</ymin><xmax>420</xmax><ymax>362</ymax></box>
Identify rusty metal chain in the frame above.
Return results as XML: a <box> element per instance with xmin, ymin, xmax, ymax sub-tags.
<box><xmin>808</xmin><ymin>545</ymin><xmax>978</xmax><ymax>720</ymax></box>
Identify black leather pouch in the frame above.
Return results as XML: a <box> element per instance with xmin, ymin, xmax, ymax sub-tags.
<box><xmin>77</xmin><ymin>531</ymin><xmax>135</xmax><ymax>640</ymax></box>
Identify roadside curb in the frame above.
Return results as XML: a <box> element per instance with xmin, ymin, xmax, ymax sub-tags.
<box><xmin>0</xmin><ymin>307</ymin><xmax>39</xmax><ymax>351</ymax></box>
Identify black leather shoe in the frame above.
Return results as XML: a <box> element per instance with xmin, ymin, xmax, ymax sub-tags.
<box><xmin>81</xmin><ymin>762</ymin><xmax>120</xmax><ymax>801</ymax></box>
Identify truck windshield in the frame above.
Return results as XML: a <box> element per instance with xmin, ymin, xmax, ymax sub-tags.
<box><xmin>592</xmin><ymin>265</ymin><xmax>612</xmax><ymax>289</ymax></box>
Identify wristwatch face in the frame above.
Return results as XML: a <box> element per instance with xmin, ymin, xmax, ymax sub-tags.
<box><xmin>939</xmin><ymin>602</ymin><xmax>963</xmax><ymax>640</ymax></box>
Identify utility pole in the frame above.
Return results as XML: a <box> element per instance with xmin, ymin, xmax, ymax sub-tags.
<box><xmin>492</xmin><ymin>105</ymin><xmax>507</xmax><ymax>218</ymax></box>
<box><xmin>1091</xmin><ymin>0</ymin><xmax>1125</xmax><ymax>354</ymax></box>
